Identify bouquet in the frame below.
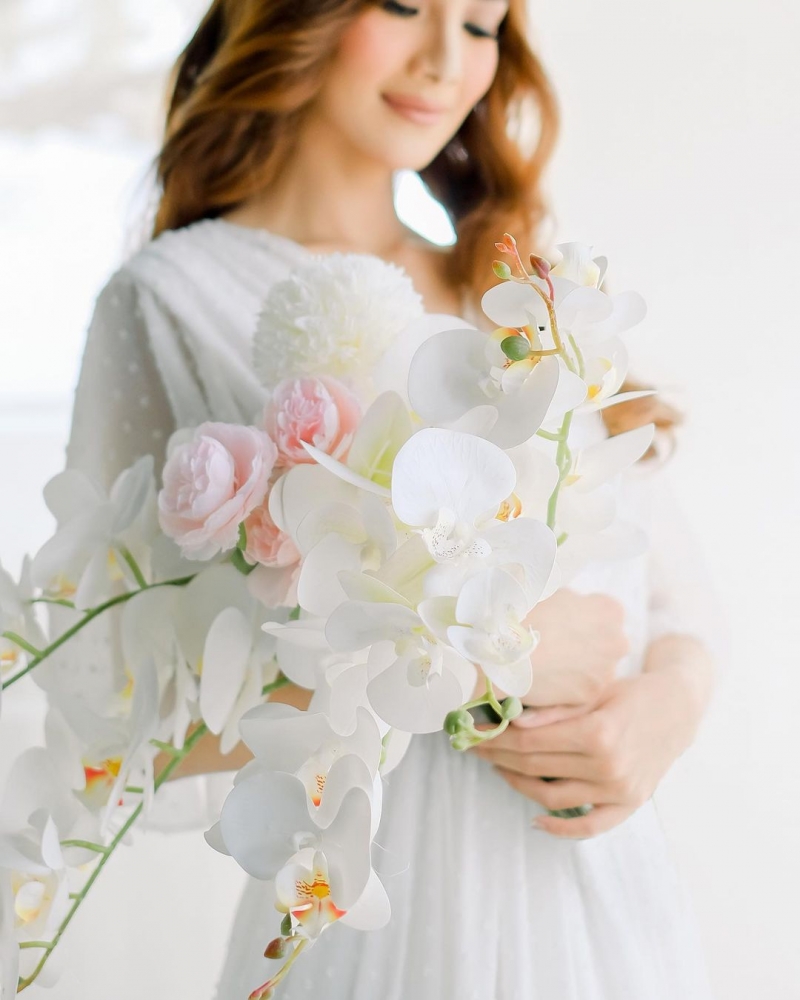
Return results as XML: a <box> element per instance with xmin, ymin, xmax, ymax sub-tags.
<box><xmin>0</xmin><ymin>234</ymin><xmax>656</xmax><ymax>998</ymax></box>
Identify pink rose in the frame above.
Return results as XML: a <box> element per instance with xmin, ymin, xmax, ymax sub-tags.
<box><xmin>264</xmin><ymin>376</ymin><xmax>361</xmax><ymax>467</ymax></box>
<box><xmin>158</xmin><ymin>422</ymin><xmax>277</xmax><ymax>560</ymax></box>
<box><xmin>243</xmin><ymin>500</ymin><xmax>300</xmax><ymax>569</ymax></box>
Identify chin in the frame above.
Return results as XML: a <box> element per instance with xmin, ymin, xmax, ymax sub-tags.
<box><xmin>362</xmin><ymin>133</ymin><xmax>451</xmax><ymax>173</ymax></box>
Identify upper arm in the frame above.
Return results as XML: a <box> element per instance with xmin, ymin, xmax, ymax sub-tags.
<box><xmin>65</xmin><ymin>269</ymin><xmax>177</xmax><ymax>492</ymax></box>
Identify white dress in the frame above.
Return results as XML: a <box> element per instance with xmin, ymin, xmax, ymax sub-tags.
<box><xmin>65</xmin><ymin>217</ymin><xmax>728</xmax><ymax>1000</ymax></box>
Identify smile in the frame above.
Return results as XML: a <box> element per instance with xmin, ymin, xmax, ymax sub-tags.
<box><xmin>382</xmin><ymin>93</ymin><xmax>447</xmax><ymax>126</ymax></box>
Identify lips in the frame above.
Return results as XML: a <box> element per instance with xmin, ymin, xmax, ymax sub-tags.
<box><xmin>383</xmin><ymin>93</ymin><xmax>448</xmax><ymax>114</ymax></box>
<box><xmin>382</xmin><ymin>93</ymin><xmax>449</xmax><ymax>125</ymax></box>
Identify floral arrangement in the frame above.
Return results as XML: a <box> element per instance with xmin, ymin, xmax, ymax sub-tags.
<box><xmin>0</xmin><ymin>235</ymin><xmax>655</xmax><ymax>998</ymax></box>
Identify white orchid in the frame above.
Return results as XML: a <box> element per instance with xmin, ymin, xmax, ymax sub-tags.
<box><xmin>481</xmin><ymin>249</ymin><xmax>646</xmax><ymax>355</ymax></box>
<box><xmin>0</xmin><ymin>558</ymin><xmax>45</xmax><ymax>676</ymax></box>
<box><xmin>325</xmin><ymin>579</ymin><xmax>477</xmax><ymax>734</ymax></box>
<box><xmin>390</xmin><ymin>428</ymin><xmax>558</xmax><ymax>599</ymax></box>
<box><xmin>421</xmin><ymin>568</ymin><xmax>540</xmax><ymax>697</ymax></box>
<box><xmin>0</xmin><ymin>748</ymin><xmax>101</xmax><ymax>985</ymax></box>
<box><xmin>167</xmin><ymin>564</ymin><xmax>281</xmax><ymax>753</ymax></box>
<box><xmin>549</xmin><ymin>423</ymin><xmax>656</xmax><ymax>580</ymax></box>
<box><xmin>207</xmin><ymin>768</ymin><xmax>377</xmax><ymax>915</ymax></box>
<box><xmin>30</xmin><ymin>456</ymin><xmax>157</xmax><ymax>608</ymax></box>
<box><xmin>236</xmin><ymin>702</ymin><xmax>382</xmax><ymax>827</ymax></box>
<box><xmin>406</xmin><ymin>326</ymin><xmax>561</xmax><ymax>449</ymax></box>
<box><xmin>40</xmin><ymin>657</ymin><xmax>160</xmax><ymax>832</ymax></box>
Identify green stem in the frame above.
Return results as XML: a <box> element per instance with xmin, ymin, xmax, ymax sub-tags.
<box><xmin>2</xmin><ymin>574</ymin><xmax>196</xmax><ymax>692</ymax></box>
<box><xmin>535</xmin><ymin>429</ymin><xmax>563</xmax><ymax>443</ymax></box>
<box><xmin>117</xmin><ymin>547</ymin><xmax>147</xmax><ymax>590</ymax></box>
<box><xmin>546</xmin><ymin>410</ymin><xmax>574</xmax><ymax>531</ymax></box>
<box><xmin>28</xmin><ymin>597</ymin><xmax>75</xmax><ymax>609</ymax></box>
<box><xmin>1</xmin><ymin>632</ymin><xmax>42</xmax><ymax>659</ymax></box>
<box><xmin>251</xmin><ymin>938</ymin><xmax>310</xmax><ymax>998</ymax></box>
<box><xmin>17</xmin><ymin>722</ymin><xmax>209</xmax><ymax>992</ymax></box>
<box><xmin>262</xmin><ymin>674</ymin><xmax>290</xmax><ymax>698</ymax></box>
<box><xmin>59</xmin><ymin>840</ymin><xmax>108</xmax><ymax>856</ymax></box>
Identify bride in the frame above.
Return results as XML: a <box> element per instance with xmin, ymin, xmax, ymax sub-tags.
<box><xmin>64</xmin><ymin>0</ymin><xmax>725</xmax><ymax>996</ymax></box>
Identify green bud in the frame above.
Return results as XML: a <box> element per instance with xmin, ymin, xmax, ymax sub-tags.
<box><xmin>492</xmin><ymin>259</ymin><xmax>512</xmax><ymax>280</ymax></box>
<box><xmin>264</xmin><ymin>936</ymin><xmax>288</xmax><ymax>960</ymax></box>
<box><xmin>444</xmin><ymin>708</ymin><xmax>474</xmax><ymax>735</ymax></box>
<box><xmin>500</xmin><ymin>335</ymin><xmax>532</xmax><ymax>362</ymax></box>
<box><xmin>501</xmin><ymin>696</ymin><xmax>523</xmax><ymax>721</ymax></box>
<box><xmin>280</xmin><ymin>913</ymin><xmax>292</xmax><ymax>936</ymax></box>
<box><xmin>450</xmin><ymin>733</ymin><xmax>473</xmax><ymax>751</ymax></box>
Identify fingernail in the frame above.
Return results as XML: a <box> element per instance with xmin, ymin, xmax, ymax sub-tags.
<box><xmin>531</xmin><ymin>817</ymin><xmax>545</xmax><ymax>830</ymax></box>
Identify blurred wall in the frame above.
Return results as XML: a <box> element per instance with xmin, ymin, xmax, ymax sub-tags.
<box><xmin>1</xmin><ymin>0</ymin><xmax>798</xmax><ymax>997</ymax></box>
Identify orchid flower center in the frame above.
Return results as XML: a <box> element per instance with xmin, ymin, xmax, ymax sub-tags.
<box><xmin>422</xmin><ymin>508</ymin><xmax>492</xmax><ymax>564</ymax></box>
<box><xmin>397</xmin><ymin>635</ymin><xmax>443</xmax><ymax>687</ymax></box>
<box><xmin>296</xmin><ymin>743</ymin><xmax>341</xmax><ymax>807</ymax></box>
<box><xmin>489</xmin><ymin>618</ymin><xmax>533</xmax><ymax>664</ymax></box>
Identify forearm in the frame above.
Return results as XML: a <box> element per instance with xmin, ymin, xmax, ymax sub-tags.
<box><xmin>154</xmin><ymin>680</ymin><xmax>313</xmax><ymax>780</ymax></box>
<box><xmin>641</xmin><ymin>632</ymin><xmax>716</xmax><ymax>745</ymax></box>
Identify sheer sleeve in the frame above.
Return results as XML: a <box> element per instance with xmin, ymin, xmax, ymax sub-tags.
<box><xmin>634</xmin><ymin>463</ymin><xmax>732</xmax><ymax>680</ymax></box>
<box><xmin>65</xmin><ymin>269</ymin><xmax>177</xmax><ymax>490</ymax></box>
<box><xmin>55</xmin><ymin>267</ymin><xmax>233</xmax><ymax>831</ymax></box>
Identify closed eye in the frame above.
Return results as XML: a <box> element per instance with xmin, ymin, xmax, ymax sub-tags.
<box><xmin>380</xmin><ymin>1</ymin><xmax>502</xmax><ymax>40</ymax></box>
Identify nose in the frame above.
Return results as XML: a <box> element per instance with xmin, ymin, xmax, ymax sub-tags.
<box><xmin>413</xmin><ymin>14</ymin><xmax>463</xmax><ymax>84</ymax></box>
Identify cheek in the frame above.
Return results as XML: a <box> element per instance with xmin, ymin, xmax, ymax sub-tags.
<box><xmin>461</xmin><ymin>47</ymin><xmax>499</xmax><ymax>110</ymax></box>
<box><xmin>333</xmin><ymin>13</ymin><xmax>411</xmax><ymax>91</ymax></box>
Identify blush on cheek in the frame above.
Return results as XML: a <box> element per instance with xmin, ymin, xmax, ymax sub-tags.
<box><xmin>462</xmin><ymin>51</ymin><xmax>499</xmax><ymax>111</ymax></box>
<box><xmin>334</xmin><ymin>11</ymin><xmax>412</xmax><ymax>87</ymax></box>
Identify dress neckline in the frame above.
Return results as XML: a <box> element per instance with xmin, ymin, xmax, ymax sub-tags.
<box><xmin>198</xmin><ymin>216</ymin><xmax>476</xmax><ymax>322</ymax></box>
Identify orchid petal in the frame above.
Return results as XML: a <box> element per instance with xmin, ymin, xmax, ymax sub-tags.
<box><xmin>391</xmin><ymin>429</ymin><xmax>515</xmax><ymax>527</ymax></box>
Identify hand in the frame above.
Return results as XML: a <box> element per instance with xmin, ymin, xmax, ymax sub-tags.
<box><xmin>521</xmin><ymin>589</ymin><xmax>631</xmax><ymax>709</ymax></box>
<box><xmin>471</xmin><ymin>635</ymin><xmax>715</xmax><ymax>838</ymax></box>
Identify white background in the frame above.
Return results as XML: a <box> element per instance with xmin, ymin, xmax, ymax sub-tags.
<box><xmin>1</xmin><ymin>0</ymin><xmax>798</xmax><ymax>996</ymax></box>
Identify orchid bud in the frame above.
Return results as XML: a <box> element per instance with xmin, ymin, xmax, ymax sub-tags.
<box><xmin>492</xmin><ymin>260</ymin><xmax>512</xmax><ymax>280</ymax></box>
<box><xmin>450</xmin><ymin>733</ymin><xmax>473</xmax><ymax>751</ymax></box>
<box><xmin>444</xmin><ymin>708</ymin><xmax>472</xmax><ymax>735</ymax></box>
<box><xmin>529</xmin><ymin>253</ymin><xmax>551</xmax><ymax>280</ymax></box>
<box><xmin>500</xmin><ymin>696</ymin><xmax>523</xmax><ymax>721</ymax></box>
<box><xmin>280</xmin><ymin>913</ymin><xmax>292</xmax><ymax>936</ymax></box>
<box><xmin>502</xmin><ymin>232</ymin><xmax>518</xmax><ymax>251</ymax></box>
<box><xmin>500</xmin><ymin>335</ymin><xmax>531</xmax><ymax>362</ymax></box>
<box><xmin>264</xmin><ymin>937</ymin><xmax>288</xmax><ymax>960</ymax></box>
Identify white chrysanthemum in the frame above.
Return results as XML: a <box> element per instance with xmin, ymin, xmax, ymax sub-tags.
<box><xmin>253</xmin><ymin>253</ymin><xmax>424</xmax><ymax>398</ymax></box>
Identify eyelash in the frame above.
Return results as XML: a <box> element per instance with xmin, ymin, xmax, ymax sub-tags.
<box><xmin>380</xmin><ymin>0</ymin><xmax>501</xmax><ymax>41</ymax></box>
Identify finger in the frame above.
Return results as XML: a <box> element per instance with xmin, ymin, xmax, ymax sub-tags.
<box><xmin>475</xmin><ymin>749</ymin><xmax>598</xmax><ymax>781</ymax></box>
<box><xmin>513</xmin><ymin>704</ymin><xmax>595</xmax><ymax>729</ymax></box>
<box><xmin>532</xmin><ymin>804</ymin><xmax>635</xmax><ymax>840</ymax></box>
<box><xmin>473</xmin><ymin>715</ymin><xmax>596</xmax><ymax>755</ymax></box>
<box><xmin>494</xmin><ymin>770</ymin><xmax>608</xmax><ymax>811</ymax></box>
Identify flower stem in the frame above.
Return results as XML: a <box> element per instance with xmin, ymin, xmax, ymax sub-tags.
<box><xmin>249</xmin><ymin>938</ymin><xmax>310</xmax><ymax>999</ymax></box>
<box><xmin>2</xmin><ymin>574</ymin><xmax>196</xmax><ymax>692</ymax></box>
<box><xmin>117</xmin><ymin>547</ymin><xmax>147</xmax><ymax>590</ymax></box>
<box><xmin>546</xmin><ymin>410</ymin><xmax>574</xmax><ymax>532</ymax></box>
<box><xmin>262</xmin><ymin>674</ymin><xmax>290</xmax><ymax>698</ymax></box>
<box><xmin>0</xmin><ymin>632</ymin><xmax>42</xmax><ymax>659</ymax></box>
<box><xmin>16</xmin><ymin>722</ymin><xmax>209</xmax><ymax>992</ymax></box>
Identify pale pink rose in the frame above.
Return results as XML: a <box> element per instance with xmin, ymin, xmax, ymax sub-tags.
<box><xmin>264</xmin><ymin>375</ymin><xmax>361</xmax><ymax>466</ymax></box>
<box><xmin>243</xmin><ymin>500</ymin><xmax>300</xmax><ymax>568</ymax></box>
<box><xmin>158</xmin><ymin>422</ymin><xmax>277</xmax><ymax>560</ymax></box>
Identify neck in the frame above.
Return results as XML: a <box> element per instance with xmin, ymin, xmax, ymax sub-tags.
<box><xmin>231</xmin><ymin>116</ymin><xmax>411</xmax><ymax>257</ymax></box>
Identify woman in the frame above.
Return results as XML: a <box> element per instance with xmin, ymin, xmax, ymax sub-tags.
<box><xmin>64</xmin><ymin>0</ymin><xmax>725</xmax><ymax>996</ymax></box>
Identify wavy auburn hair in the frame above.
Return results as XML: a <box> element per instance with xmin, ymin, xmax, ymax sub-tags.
<box><xmin>150</xmin><ymin>0</ymin><xmax>680</xmax><ymax>459</ymax></box>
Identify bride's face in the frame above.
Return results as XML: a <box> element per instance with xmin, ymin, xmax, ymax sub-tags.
<box><xmin>307</xmin><ymin>0</ymin><xmax>508</xmax><ymax>171</ymax></box>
